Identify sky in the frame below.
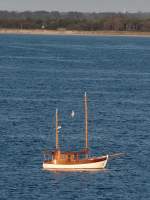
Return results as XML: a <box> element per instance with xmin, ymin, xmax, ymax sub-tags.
<box><xmin>0</xmin><ymin>0</ymin><xmax>150</xmax><ymax>12</ymax></box>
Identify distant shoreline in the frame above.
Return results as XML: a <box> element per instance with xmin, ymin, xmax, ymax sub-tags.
<box><xmin>0</xmin><ymin>29</ymin><xmax>150</xmax><ymax>37</ymax></box>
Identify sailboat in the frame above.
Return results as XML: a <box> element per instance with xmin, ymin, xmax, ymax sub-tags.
<box><xmin>43</xmin><ymin>92</ymin><xmax>108</xmax><ymax>171</ymax></box>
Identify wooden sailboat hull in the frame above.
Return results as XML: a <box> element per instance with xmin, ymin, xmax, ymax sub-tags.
<box><xmin>43</xmin><ymin>155</ymin><xmax>108</xmax><ymax>170</ymax></box>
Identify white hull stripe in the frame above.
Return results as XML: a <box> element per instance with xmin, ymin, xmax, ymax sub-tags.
<box><xmin>43</xmin><ymin>155</ymin><xmax>108</xmax><ymax>170</ymax></box>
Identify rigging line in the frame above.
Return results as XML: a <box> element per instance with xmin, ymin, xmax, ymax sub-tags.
<box><xmin>46</xmin><ymin>115</ymin><xmax>53</xmax><ymax>153</ymax></box>
<box><xmin>90</xmin><ymin>111</ymin><xmax>95</xmax><ymax>149</ymax></box>
<box><xmin>43</xmin><ymin>115</ymin><xmax>53</xmax><ymax>160</ymax></box>
<box><xmin>58</xmin><ymin>112</ymin><xmax>63</xmax><ymax>149</ymax></box>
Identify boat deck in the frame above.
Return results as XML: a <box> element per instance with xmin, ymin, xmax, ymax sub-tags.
<box><xmin>44</xmin><ymin>155</ymin><xmax>108</xmax><ymax>165</ymax></box>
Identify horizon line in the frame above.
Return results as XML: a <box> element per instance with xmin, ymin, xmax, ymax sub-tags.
<box><xmin>0</xmin><ymin>9</ymin><xmax>150</xmax><ymax>14</ymax></box>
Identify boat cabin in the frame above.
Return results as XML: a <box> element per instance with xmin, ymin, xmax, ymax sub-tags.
<box><xmin>44</xmin><ymin>149</ymin><xmax>89</xmax><ymax>163</ymax></box>
<box><xmin>53</xmin><ymin>149</ymin><xmax>89</xmax><ymax>161</ymax></box>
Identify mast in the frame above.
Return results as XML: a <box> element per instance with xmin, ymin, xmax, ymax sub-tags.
<box><xmin>84</xmin><ymin>92</ymin><xmax>88</xmax><ymax>149</ymax></box>
<box><xmin>55</xmin><ymin>108</ymin><xmax>59</xmax><ymax>149</ymax></box>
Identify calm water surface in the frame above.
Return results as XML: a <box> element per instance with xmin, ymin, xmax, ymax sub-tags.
<box><xmin>0</xmin><ymin>34</ymin><xmax>150</xmax><ymax>200</ymax></box>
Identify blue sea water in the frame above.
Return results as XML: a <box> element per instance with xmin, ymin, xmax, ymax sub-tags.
<box><xmin>0</xmin><ymin>34</ymin><xmax>150</xmax><ymax>200</ymax></box>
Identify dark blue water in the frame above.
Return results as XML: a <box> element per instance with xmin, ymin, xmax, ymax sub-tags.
<box><xmin>0</xmin><ymin>34</ymin><xmax>150</xmax><ymax>200</ymax></box>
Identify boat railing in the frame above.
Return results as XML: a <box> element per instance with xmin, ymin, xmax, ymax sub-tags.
<box><xmin>43</xmin><ymin>150</ymin><xmax>53</xmax><ymax>161</ymax></box>
<box><xmin>43</xmin><ymin>149</ymin><xmax>89</xmax><ymax>161</ymax></box>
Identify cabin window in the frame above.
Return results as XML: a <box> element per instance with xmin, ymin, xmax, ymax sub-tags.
<box><xmin>68</xmin><ymin>155</ymin><xmax>71</xmax><ymax>161</ymax></box>
<box><xmin>61</xmin><ymin>154</ymin><xmax>66</xmax><ymax>159</ymax></box>
<box><xmin>79</xmin><ymin>154</ymin><xmax>86</xmax><ymax>159</ymax></box>
<box><xmin>74</xmin><ymin>154</ymin><xmax>77</xmax><ymax>160</ymax></box>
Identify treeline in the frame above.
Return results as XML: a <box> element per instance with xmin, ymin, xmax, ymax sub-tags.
<box><xmin>0</xmin><ymin>11</ymin><xmax>150</xmax><ymax>31</ymax></box>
